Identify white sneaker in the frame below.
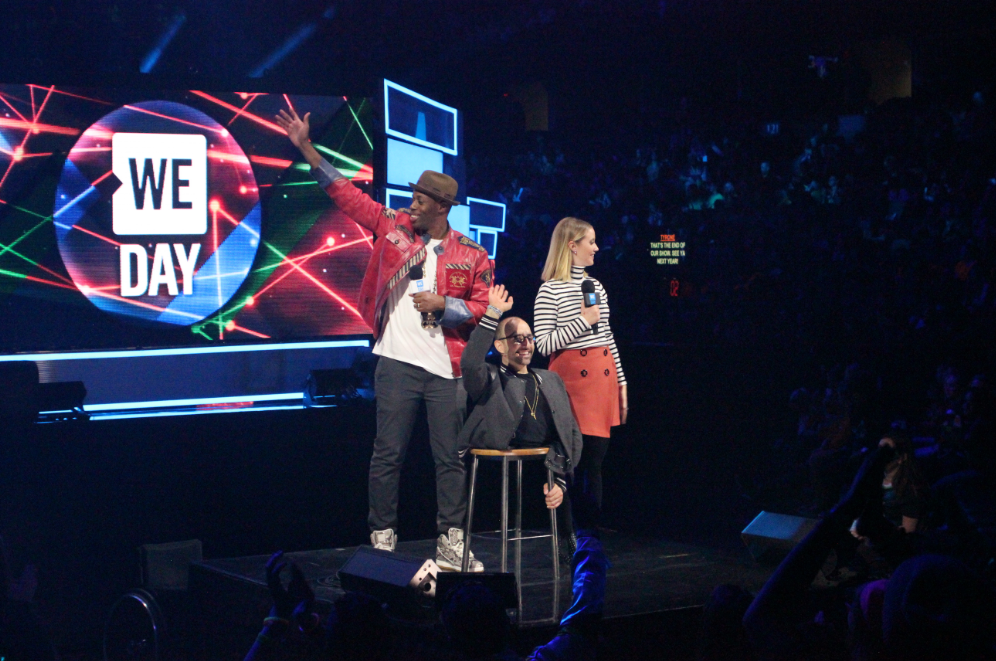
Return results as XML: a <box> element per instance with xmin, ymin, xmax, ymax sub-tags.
<box><xmin>436</xmin><ymin>528</ymin><xmax>483</xmax><ymax>572</ymax></box>
<box><xmin>371</xmin><ymin>529</ymin><xmax>396</xmax><ymax>551</ymax></box>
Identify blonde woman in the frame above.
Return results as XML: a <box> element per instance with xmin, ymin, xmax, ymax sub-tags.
<box><xmin>534</xmin><ymin>217</ymin><xmax>627</xmax><ymax>511</ymax></box>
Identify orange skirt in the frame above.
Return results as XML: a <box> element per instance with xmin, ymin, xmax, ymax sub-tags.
<box><xmin>549</xmin><ymin>346</ymin><xmax>620</xmax><ymax>438</ymax></box>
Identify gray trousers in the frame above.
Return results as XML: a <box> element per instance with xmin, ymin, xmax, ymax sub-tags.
<box><xmin>369</xmin><ymin>356</ymin><xmax>467</xmax><ymax>534</ymax></box>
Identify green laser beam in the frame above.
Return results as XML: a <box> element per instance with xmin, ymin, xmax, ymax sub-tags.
<box><xmin>0</xmin><ymin>200</ymin><xmax>50</xmax><ymax>221</ymax></box>
<box><xmin>313</xmin><ymin>144</ymin><xmax>365</xmax><ymax>170</ymax></box>
<box><xmin>345</xmin><ymin>100</ymin><xmax>373</xmax><ymax>150</ymax></box>
<box><xmin>0</xmin><ymin>242</ymin><xmax>46</xmax><ymax>270</ymax></box>
<box><xmin>0</xmin><ymin>268</ymin><xmax>27</xmax><ymax>280</ymax></box>
<box><xmin>0</xmin><ymin>215</ymin><xmax>52</xmax><ymax>259</ymax></box>
<box><xmin>194</xmin><ymin>237</ymin><xmax>304</xmax><ymax>332</ymax></box>
<box><xmin>292</xmin><ymin>162</ymin><xmax>362</xmax><ymax>179</ymax></box>
<box><xmin>191</xmin><ymin>326</ymin><xmax>212</xmax><ymax>341</ymax></box>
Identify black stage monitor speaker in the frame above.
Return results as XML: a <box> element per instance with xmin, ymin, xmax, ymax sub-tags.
<box><xmin>36</xmin><ymin>380</ymin><xmax>87</xmax><ymax>411</ymax></box>
<box><xmin>742</xmin><ymin>511</ymin><xmax>818</xmax><ymax>563</ymax></box>
<box><xmin>0</xmin><ymin>361</ymin><xmax>39</xmax><ymax>424</ymax></box>
<box><xmin>435</xmin><ymin>572</ymin><xmax>518</xmax><ymax>611</ymax></box>
<box><xmin>338</xmin><ymin>547</ymin><xmax>437</xmax><ymax>611</ymax></box>
<box><xmin>305</xmin><ymin>368</ymin><xmax>359</xmax><ymax>407</ymax></box>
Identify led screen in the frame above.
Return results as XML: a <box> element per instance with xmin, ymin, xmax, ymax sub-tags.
<box><xmin>0</xmin><ymin>84</ymin><xmax>376</xmax><ymax>354</ymax></box>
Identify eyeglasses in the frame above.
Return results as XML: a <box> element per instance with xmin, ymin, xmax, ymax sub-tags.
<box><xmin>497</xmin><ymin>333</ymin><xmax>535</xmax><ymax>345</ymax></box>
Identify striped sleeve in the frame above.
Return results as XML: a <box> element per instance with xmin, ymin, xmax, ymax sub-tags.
<box><xmin>533</xmin><ymin>281</ymin><xmax>592</xmax><ymax>356</ymax></box>
<box><xmin>532</xmin><ymin>279</ymin><xmax>626</xmax><ymax>385</ymax></box>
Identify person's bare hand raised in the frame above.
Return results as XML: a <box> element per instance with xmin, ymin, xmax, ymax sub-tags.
<box><xmin>275</xmin><ymin>108</ymin><xmax>311</xmax><ymax>150</ymax></box>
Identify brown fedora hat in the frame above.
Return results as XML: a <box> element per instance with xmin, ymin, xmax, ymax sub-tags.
<box><xmin>409</xmin><ymin>170</ymin><xmax>460</xmax><ymax>206</ymax></box>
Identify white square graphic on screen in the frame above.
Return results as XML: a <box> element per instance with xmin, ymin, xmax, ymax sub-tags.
<box><xmin>112</xmin><ymin>133</ymin><xmax>207</xmax><ymax>236</ymax></box>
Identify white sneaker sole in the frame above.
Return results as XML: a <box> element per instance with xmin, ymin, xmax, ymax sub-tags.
<box><xmin>436</xmin><ymin>556</ymin><xmax>484</xmax><ymax>572</ymax></box>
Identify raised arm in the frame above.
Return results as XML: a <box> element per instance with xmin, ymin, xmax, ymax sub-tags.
<box><xmin>743</xmin><ymin>445</ymin><xmax>895</xmax><ymax>659</ymax></box>
<box><xmin>275</xmin><ymin>106</ymin><xmax>394</xmax><ymax>237</ymax></box>
<box><xmin>460</xmin><ymin>285</ymin><xmax>511</xmax><ymax>400</ymax></box>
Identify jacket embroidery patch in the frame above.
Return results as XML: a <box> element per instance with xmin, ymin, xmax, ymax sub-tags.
<box><xmin>445</xmin><ymin>263</ymin><xmax>472</xmax><ymax>270</ymax></box>
<box><xmin>458</xmin><ymin>236</ymin><xmax>486</xmax><ymax>252</ymax></box>
<box><xmin>447</xmin><ymin>270</ymin><xmax>469</xmax><ymax>289</ymax></box>
<box><xmin>480</xmin><ymin>269</ymin><xmax>492</xmax><ymax>286</ymax></box>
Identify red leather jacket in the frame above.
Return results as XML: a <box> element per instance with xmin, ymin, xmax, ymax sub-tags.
<box><xmin>320</xmin><ymin>175</ymin><xmax>492</xmax><ymax>378</ymax></box>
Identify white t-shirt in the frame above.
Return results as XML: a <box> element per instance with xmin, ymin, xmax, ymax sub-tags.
<box><xmin>373</xmin><ymin>238</ymin><xmax>453</xmax><ymax>378</ymax></box>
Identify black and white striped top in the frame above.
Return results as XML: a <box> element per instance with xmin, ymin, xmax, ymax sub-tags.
<box><xmin>534</xmin><ymin>265</ymin><xmax>626</xmax><ymax>385</ymax></box>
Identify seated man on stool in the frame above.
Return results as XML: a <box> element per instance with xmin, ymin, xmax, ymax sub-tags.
<box><xmin>459</xmin><ymin>284</ymin><xmax>583</xmax><ymax>557</ymax></box>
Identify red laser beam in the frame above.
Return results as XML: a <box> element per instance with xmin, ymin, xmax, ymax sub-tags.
<box><xmin>29</xmin><ymin>85</ymin><xmax>116</xmax><ymax>106</ymax></box>
<box><xmin>225</xmin><ymin>323</ymin><xmax>269</xmax><ymax>339</ymax></box>
<box><xmin>246</xmin><ymin>234</ymin><xmax>367</xmax><ymax>321</ymax></box>
<box><xmin>0</xmin><ymin>92</ymin><xmax>28</xmax><ymax>122</ymax></box>
<box><xmin>21</xmin><ymin>273</ymin><xmax>80</xmax><ymax>292</ymax></box>
<box><xmin>0</xmin><ymin>117</ymin><xmax>81</xmax><ymax>136</ymax></box>
<box><xmin>352</xmin><ymin>163</ymin><xmax>374</xmax><ymax>183</ymax></box>
<box><xmin>71</xmin><ymin>224</ymin><xmax>122</xmax><ymax>247</ymax></box>
<box><xmin>227</xmin><ymin>93</ymin><xmax>263</xmax><ymax>127</ymax></box>
<box><xmin>33</xmin><ymin>85</ymin><xmax>55</xmax><ymax>124</ymax></box>
<box><xmin>123</xmin><ymin>104</ymin><xmax>228</xmax><ymax>135</ymax></box>
<box><xmin>251</xmin><ymin>237</ymin><xmax>370</xmax><ymax>299</ymax></box>
<box><xmin>248</xmin><ymin>154</ymin><xmax>293</xmax><ymax>168</ymax></box>
<box><xmin>207</xmin><ymin>148</ymin><xmax>250</xmax><ymax>165</ymax></box>
<box><xmin>189</xmin><ymin>91</ymin><xmax>285</xmax><ymax>134</ymax></box>
<box><xmin>0</xmin><ymin>162</ymin><xmax>13</xmax><ymax>192</ymax></box>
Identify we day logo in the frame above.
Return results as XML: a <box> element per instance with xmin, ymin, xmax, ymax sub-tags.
<box><xmin>54</xmin><ymin>100</ymin><xmax>261</xmax><ymax>326</ymax></box>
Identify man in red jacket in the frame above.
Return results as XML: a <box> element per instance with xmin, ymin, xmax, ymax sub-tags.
<box><xmin>277</xmin><ymin>107</ymin><xmax>491</xmax><ymax>571</ymax></box>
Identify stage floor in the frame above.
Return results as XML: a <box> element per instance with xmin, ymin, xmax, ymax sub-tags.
<box><xmin>193</xmin><ymin>530</ymin><xmax>773</xmax><ymax>629</ymax></box>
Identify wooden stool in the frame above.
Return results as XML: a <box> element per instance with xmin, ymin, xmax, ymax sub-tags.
<box><xmin>461</xmin><ymin>447</ymin><xmax>560</xmax><ymax>623</ymax></box>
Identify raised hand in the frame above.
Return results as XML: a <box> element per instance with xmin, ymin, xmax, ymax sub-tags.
<box><xmin>835</xmin><ymin>444</ymin><xmax>896</xmax><ymax>521</ymax></box>
<box><xmin>265</xmin><ymin>551</ymin><xmax>314</xmax><ymax>620</ymax></box>
<box><xmin>488</xmin><ymin>284</ymin><xmax>514</xmax><ymax>313</ymax></box>
<box><xmin>275</xmin><ymin>108</ymin><xmax>311</xmax><ymax>150</ymax></box>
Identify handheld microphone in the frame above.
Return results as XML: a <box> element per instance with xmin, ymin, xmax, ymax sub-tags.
<box><xmin>408</xmin><ymin>263</ymin><xmax>425</xmax><ymax>295</ymax></box>
<box><xmin>581</xmin><ymin>279</ymin><xmax>600</xmax><ymax>335</ymax></box>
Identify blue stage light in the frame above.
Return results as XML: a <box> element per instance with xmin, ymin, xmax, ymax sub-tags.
<box><xmin>0</xmin><ymin>339</ymin><xmax>369</xmax><ymax>363</ymax></box>
<box><xmin>140</xmin><ymin>10</ymin><xmax>187</xmax><ymax>74</ymax></box>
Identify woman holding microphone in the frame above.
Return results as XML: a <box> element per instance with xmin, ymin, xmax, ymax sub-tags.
<box><xmin>534</xmin><ymin>217</ymin><xmax>627</xmax><ymax>515</ymax></box>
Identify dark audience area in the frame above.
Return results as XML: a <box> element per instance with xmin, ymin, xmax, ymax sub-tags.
<box><xmin>458</xmin><ymin>88</ymin><xmax>996</xmax><ymax>659</ymax></box>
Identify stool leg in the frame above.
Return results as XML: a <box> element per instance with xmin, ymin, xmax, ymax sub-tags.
<box><xmin>548</xmin><ymin>467</ymin><xmax>560</xmax><ymax>620</ymax></box>
<box><xmin>515</xmin><ymin>459</ymin><xmax>523</xmax><ymax>624</ymax></box>
<box><xmin>462</xmin><ymin>455</ymin><xmax>479</xmax><ymax>573</ymax></box>
<box><xmin>500</xmin><ymin>457</ymin><xmax>509</xmax><ymax>573</ymax></box>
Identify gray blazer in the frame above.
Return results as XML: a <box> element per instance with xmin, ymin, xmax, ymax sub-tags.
<box><xmin>458</xmin><ymin>314</ymin><xmax>583</xmax><ymax>471</ymax></box>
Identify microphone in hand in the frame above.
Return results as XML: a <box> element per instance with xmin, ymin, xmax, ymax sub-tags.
<box><xmin>581</xmin><ymin>279</ymin><xmax>600</xmax><ymax>334</ymax></box>
<box><xmin>408</xmin><ymin>263</ymin><xmax>424</xmax><ymax>289</ymax></box>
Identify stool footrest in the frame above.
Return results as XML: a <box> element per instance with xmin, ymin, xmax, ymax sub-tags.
<box><xmin>507</xmin><ymin>534</ymin><xmax>554</xmax><ymax>542</ymax></box>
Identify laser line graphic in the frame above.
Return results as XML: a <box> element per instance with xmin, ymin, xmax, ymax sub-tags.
<box><xmin>1</xmin><ymin>84</ymin><xmax>375</xmax><ymax>348</ymax></box>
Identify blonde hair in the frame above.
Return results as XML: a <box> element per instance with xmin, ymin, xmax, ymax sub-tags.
<box><xmin>541</xmin><ymin>217</ymin><xmax>593</xmax><ymax>282</ymax></box>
